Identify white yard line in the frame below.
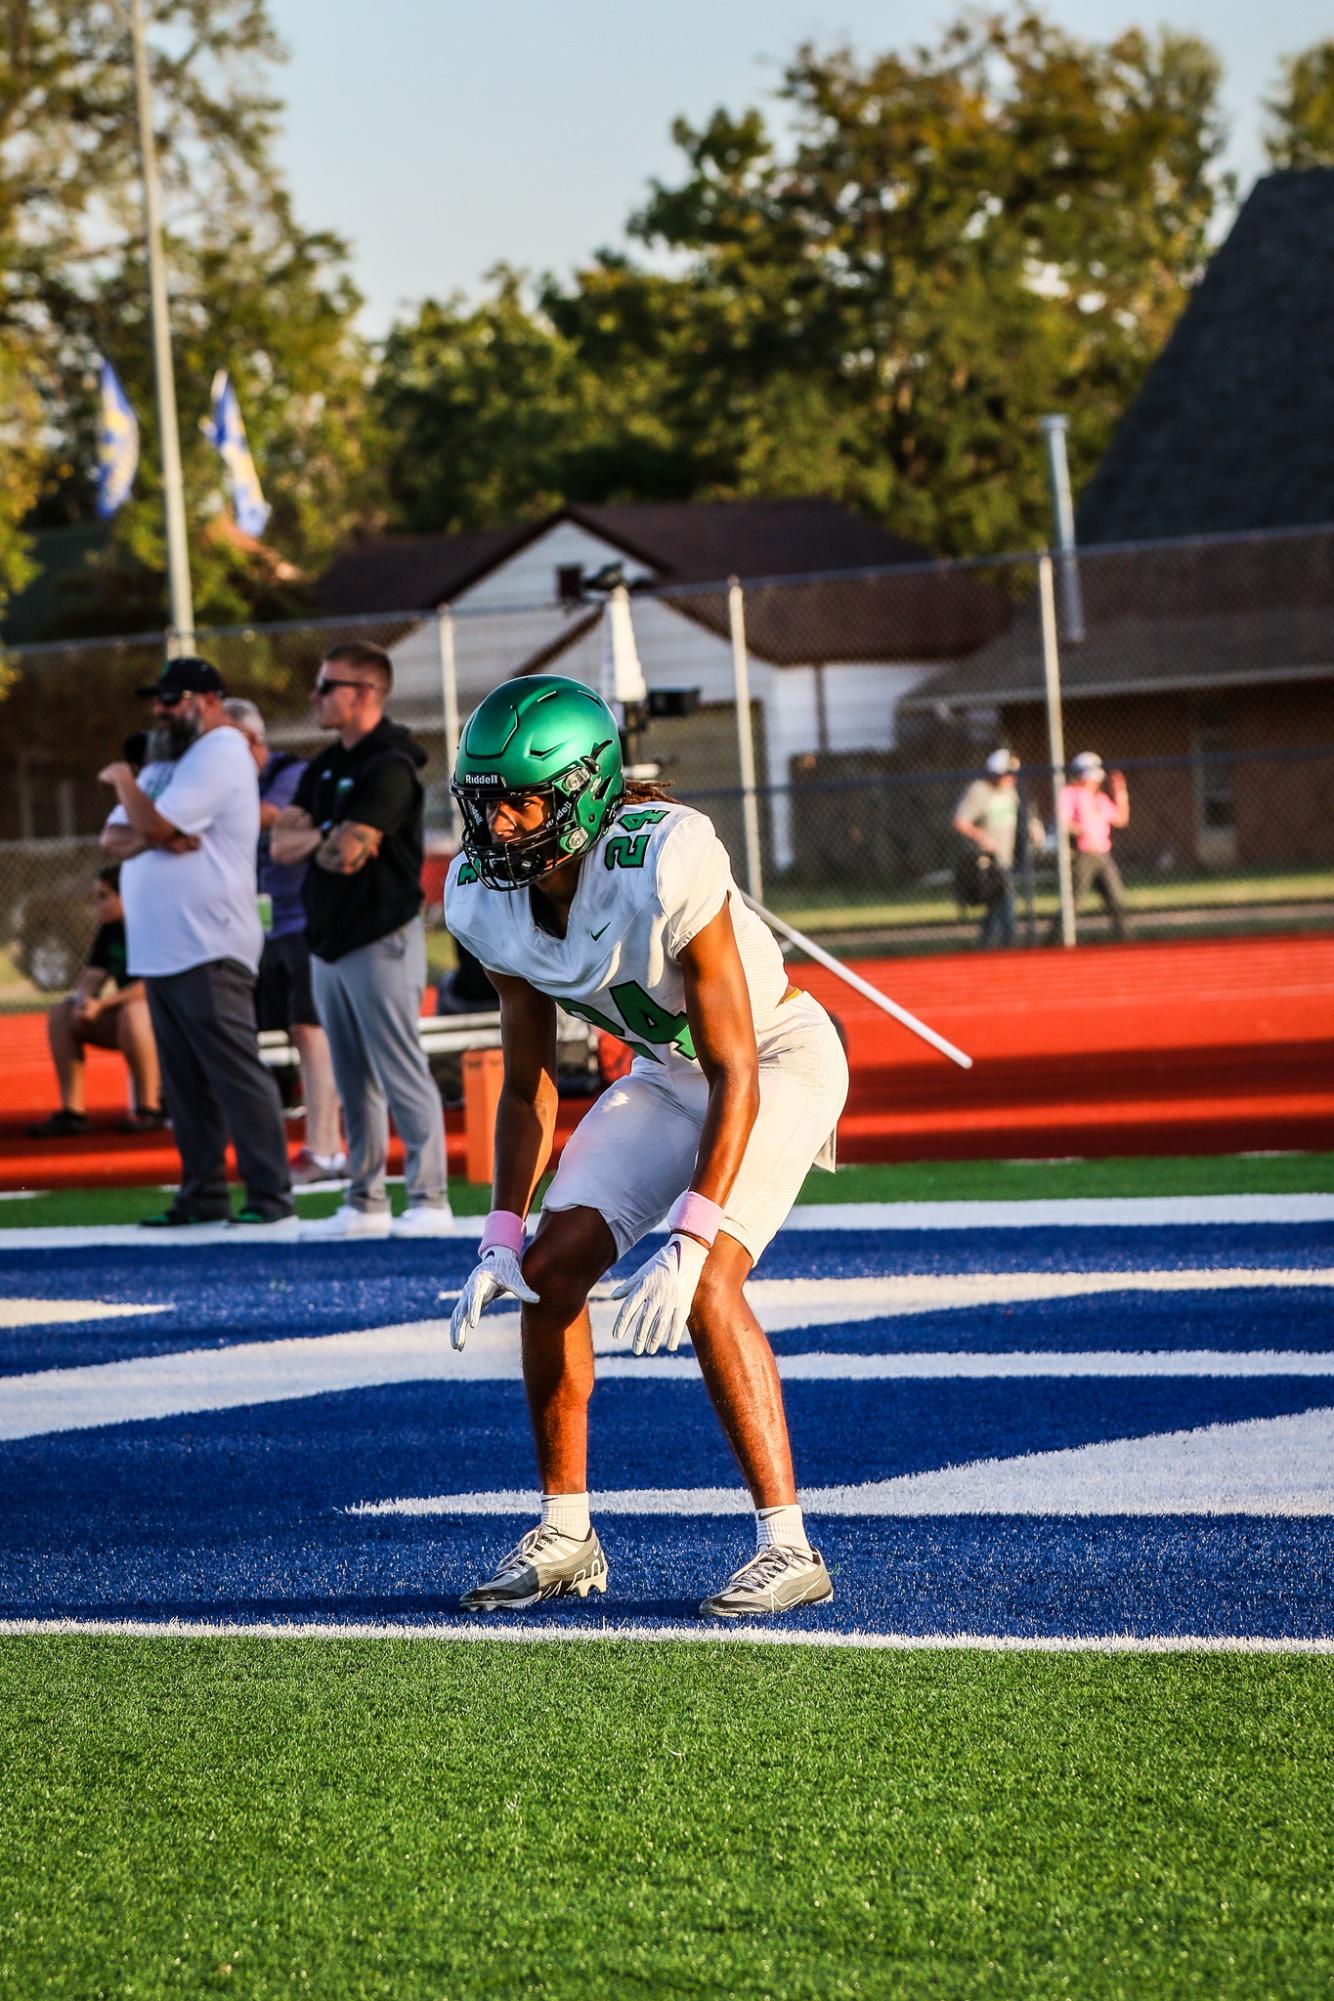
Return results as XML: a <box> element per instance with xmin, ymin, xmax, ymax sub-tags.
<box><xmin>2</xmin><ymin>1193</ymin><xmax>1334</xmax><ymax>1251</ymax></box>
<box><xmin>0</xmin><ymin>1617</ymin><xmax>1329</xmax><ymax>1653</ymax></box>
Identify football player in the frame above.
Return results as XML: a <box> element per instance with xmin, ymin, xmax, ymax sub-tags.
<box><xmin>445</xmin><ymin>676</ymin><xmax>848</xmax><ymax>1618</ymax></box>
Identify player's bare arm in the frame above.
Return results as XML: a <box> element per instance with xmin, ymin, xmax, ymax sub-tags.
<box><xmin>678</xmin><ymin>900</ymin><xmax>762</xmax><ymax>1226</ymax></box>
<box><xmin>314</xmin><ymin>819</ymin><xmax>383</xmax><ymax>875</ymax></box>
<box><xmin>269</xmin><ymin>804</ymin><xmax>322</xmax><ymax>866</ymax></box>
<box><xmin>491</xmin><ymin>972</ymin><xmax>561</xmax><ymax>1219</ymax></box>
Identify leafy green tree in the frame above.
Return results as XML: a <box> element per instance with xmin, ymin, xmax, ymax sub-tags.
<box><xmin>629</xmin><ymin>10</ymin><xmax>1230</xmax><ymax>554</ymax></box>
<box><xmin>374</xmin><ymin>8</ymin><xmax>1230</xmax><ymax>558</ymax></box>
<box><xmin>1</xmin><ymin>0</ymin><xmax>372</xmax><ymax>636</ymax></box>
<box><xmin>1265</xmin><ymin>40</ymin><xmax>1334</xmax><ymax>170</ymax></box>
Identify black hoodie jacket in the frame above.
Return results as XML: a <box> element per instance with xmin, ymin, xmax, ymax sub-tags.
<box><xmin>293</xmin><ymin>717</ymin><xmax>429</xmax><ymax>960</ymax></box>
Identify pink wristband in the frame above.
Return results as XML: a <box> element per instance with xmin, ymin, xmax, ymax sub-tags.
<box><xmin>479</xmin><ymin>1209</ymin><xmax>525</xmax><ymax>1255</ymax></box>
<box><xmin>667</xmin><ymin>1190</ymin><xmax>725</xmax><ymax>1246</ymax></box>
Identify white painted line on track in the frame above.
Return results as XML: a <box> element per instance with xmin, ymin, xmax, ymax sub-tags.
<box><xmin>0</xmin><ymin>1299</ymin><xmax>171</xmax><ymax>1328</ymax></box>
<box><xmin>0</xmin><ymin>1617</ymin><xmax>1329</xmax><ymax>1653</ymax></box>
<box><xmin>2</xmin><ymin>1193</ymin><xmax>1334</xmax><ymax>1251</ymax></box>
<box><xmin>352</xmin><ymin>1406</ymin><xmax>1334</xmax><ymax>1520</ymax></box>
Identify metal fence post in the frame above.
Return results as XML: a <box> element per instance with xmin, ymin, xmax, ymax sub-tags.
<box><xmin>436</xmin><ymin>605</ymin><xmax>462</xmax><ymax>844</ymax></box>
<box><xmin>1038</xmin><ymin>552</ymin><xmax>1076</xmax><ymax>948</ymax></box>
<box><xmin>726</xmin><ymin>576</ymin><xmax>764</xmax><ymax>902</ymax></box>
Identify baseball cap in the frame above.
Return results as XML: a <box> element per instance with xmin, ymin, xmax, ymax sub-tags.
<box><xmin>1070</xmin><ymin>750</ymin><xmax>1104</xmax><ymax>777</ymax></box>
<box><xmin>985</xmin><ymin>749</ymin><xmax>1019</xmax><ymax>776</ymax></box>
<box><xmin>135</xmin><ymin>656</ymin><xmax>226</xmax><ymax>700</ymax></box>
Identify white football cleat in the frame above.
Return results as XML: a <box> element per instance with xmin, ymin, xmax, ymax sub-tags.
<box><xmin>700</xmin><ymin>1544</ymin><xmax>833</xmax><ymax>1620</ymax></box>
<box><xmin>461</xmin><ymin>1526</ymin><xmax>609</xmax><ymax>1611</ymax></box>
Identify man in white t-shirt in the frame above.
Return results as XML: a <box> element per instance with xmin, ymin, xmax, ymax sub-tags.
<box><xmin>99</xmin><ymin>657</ymin><xmax>294</xmax><ymax>1230</ymax></box>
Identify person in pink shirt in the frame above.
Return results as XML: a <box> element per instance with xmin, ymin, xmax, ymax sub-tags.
<box><xmin>1056</xmin><ymin>751</ymin><xmax>1131</xmax><ymax>940</ymax></box>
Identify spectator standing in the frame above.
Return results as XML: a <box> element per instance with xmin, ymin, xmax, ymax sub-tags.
<box><xmin>952</xmin><ymin>750</ymin><xmax>1042</xmax><ymax>950</ymax></box>
<box><xmin>271</xmin><ymin>643</ymin><xmax>451</xmax><ymax>1239</ymax></box>
<box><xmin>26</xmin><ymin>864</ymin><xmax>163</xmax><ymax>1137</ymax></box>
<box><xmin>223</xmin><ymin>699</ymin><xmax>346</xmax><ymax>1184</ymax></box>
<box><xmin>99</xmin><ymin>657</ymin><xmax>294</xmax><ymax>1229</ymax></box>
<box><xmin>1057</xmin><ymin>752</ymin><xmax>1131</xmax><ymax>941</ymax></box>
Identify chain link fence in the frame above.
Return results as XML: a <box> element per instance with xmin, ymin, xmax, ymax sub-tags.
<box><xmin>1</xmin><ymin>524</ymin><xmax>1331</xmax><ymax>1006</ymax></box>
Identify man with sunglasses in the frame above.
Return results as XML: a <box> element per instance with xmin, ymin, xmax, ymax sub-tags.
<box><xmin>271</xmin><ymin>643</ymin><xmax>449</xmax><ymax>1238</ymax></box>
<box><xmin>98</xmin><ymin>656</ymin><xmax>295</xmax><ymax>1230</ymax></box>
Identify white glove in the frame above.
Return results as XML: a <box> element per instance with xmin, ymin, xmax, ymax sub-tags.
<box><xmin>609</xmin><ymin>1232</ymin><xmax>709</xmax><ymax>1357</ymax></box>
<box><xmin>449</xmin><ymin>1246</ymin><xmax>539</xmax><ymax>1352</ymax></box>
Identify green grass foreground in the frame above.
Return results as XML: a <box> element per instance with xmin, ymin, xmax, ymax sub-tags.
<box><xmin>0</xmin><ymin>1640</ymin><xmax>1329</xmax><ymax>1999</ymax></box>
<box><xmin>3</xmin><ymin>1150</ymin><xmax>1334</xmax><ymax>1229</ymax></box>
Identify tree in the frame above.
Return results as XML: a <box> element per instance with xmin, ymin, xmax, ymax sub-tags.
<box><xmin>372</xmin><ymin>7</ymin><xmax>1230</xmax><ymax>558</ymax></box>
<box><xmin>0</xmin><ymin>0</ymin><xmax>373</xmax><ymax>635</ymax></box>
<box><xmin>629</xmin><ymin>9</ymin><xmax>1230</xmax><ymax>554</ymax></box>
<box><xmin>1265</xmin><ymin>40</ymin><xmax>1334</xmax><ymax>170</ymax></box>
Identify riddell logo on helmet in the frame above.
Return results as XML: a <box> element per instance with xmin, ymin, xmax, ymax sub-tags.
<box><xmin>464</xmin><ymin>773</ymin><xmax>504</xmax><ymax>787</ymax></box>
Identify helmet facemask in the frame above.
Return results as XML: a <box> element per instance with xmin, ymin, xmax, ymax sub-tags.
<box><xmin>453</xmin><ymin>752</ymin><xmax>621</xmax><ymax>891</ymax></box>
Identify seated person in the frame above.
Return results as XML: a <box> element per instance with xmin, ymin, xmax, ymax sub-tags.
<box><xmin>27</xmin><ymin>865</ymin><xmax>164</xmax><ymax>1137</ymax></box>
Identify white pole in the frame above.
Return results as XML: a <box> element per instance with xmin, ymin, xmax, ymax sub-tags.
<box><xmin>1040</xmin><ymin>414</ymin><xmax>1085</xmax><ymax>644</ymax></box>
<box><xmin>1039</xmin><ymin>552</ymin><xmax>1076</xmax><ymax>948</ymax></box>
<box><xmin>727</xmin><ymin>577</ymin><xmax>764</xmax><ymax>902</ymax></box>
<box><xmin>437</xmin><ymin>606</ymin><xmax>462</xmax><ymax>843</ymax></box>
<box><xmin>740</xmin><ymin>891</ymin><xmax>973</xmax><ymax>1069</ymax></box>
<box><xmin>129</xmin><ymin>0</ymin><xmax>194</xmax><ymax>653</ymax></box>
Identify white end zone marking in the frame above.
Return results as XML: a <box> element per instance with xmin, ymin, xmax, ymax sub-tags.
<box><xmin>2</xmin><ymin>1193</ymin><xmax>1334</xmax><ymax>1251</ymax></box>
<box><xmin>0</xmin><ymin>1299</ymin><xmax>172</xmax><ymax>1328</ymax></box>
<box><xmin>3</xmin><ymin>1262</ymin><xmax>1333</xmax><ymax>1440</ymax></box>
<box><xmin>0</xmin><ymin>1618</ymin><xmax>1330</xmax><ymax>1654</ymax></box>
<box><xmin>352</xmin><ymin>1405</ymin><xmax>1334</xmax><ymax>1520</ymax></box>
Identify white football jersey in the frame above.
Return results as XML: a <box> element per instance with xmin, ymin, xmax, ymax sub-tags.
<box><xmin>444</xmin><ymin>802</ymin><xmax>790</xmax><ymax>1084</ymax></box>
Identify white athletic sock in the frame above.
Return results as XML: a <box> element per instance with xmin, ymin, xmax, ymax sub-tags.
<box><xmin>541</xmin><ymin>1491</ymin><xmax>591</xmax><ymax>1540</ymax></box>
<box><xmin>756</xmin><ymin>1503</ymin><xmax>812</xmax><ymax>1555</ymax></box>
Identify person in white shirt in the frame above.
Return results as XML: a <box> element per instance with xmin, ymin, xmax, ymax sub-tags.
<box><xmin>445</xmin><ymin>676</ymin><xmax>849</xmax><ymax>1621</ymax></box>
<box><xmin>99</xmin><ymin>657</ymin><xmax>294</xmax><ymax>1230</ymax></box>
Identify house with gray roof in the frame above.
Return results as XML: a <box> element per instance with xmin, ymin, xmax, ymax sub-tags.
<box><xmin>903</xmin><ymin>170</ymin><xmax>1334</xmax><ymax>871</ymax></box>
<box><xmin>312</xmin><ymin>497</ymin><xmax>1007</xmax><ymax>870</ymax></box>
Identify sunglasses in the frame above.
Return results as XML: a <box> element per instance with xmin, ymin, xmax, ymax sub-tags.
<box><xmin>151</xmin><ymin>689</ymin><xmax>190</xmax><ymax>708</ymax></box>
<box><xmin>314</xmin><ymin>677</ymin><xmax>372</xmax><ymax>696</ymax></box>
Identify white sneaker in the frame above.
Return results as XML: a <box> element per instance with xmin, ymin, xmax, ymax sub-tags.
<box><xmin>391</xmin><ymin>1203</ymin><xmax>455</xmax><ymax>1238</ymax></box>
<box><xmin>289</xmin><ymin>1147</ymin><xmax>349</xmax><ymax>1187</ymax></box>
<box><xmin>301</xmin><ymin>1204</ymin><xmax>392</xmax><ymax>1241</ymax></box>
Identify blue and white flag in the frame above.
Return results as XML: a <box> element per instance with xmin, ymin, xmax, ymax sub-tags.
<box><xmin>95</xmin><ymin>360</ymin><xmax>139</xmax><ymax>519</ymax></box>
<box><xmin>203</xmin><ymin>369</ymin><xmax>270</xmax><ymax>537</ymax></box>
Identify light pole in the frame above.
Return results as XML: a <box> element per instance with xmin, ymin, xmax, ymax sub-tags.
<box><xmin>128</xmin><ymin>0</ymin><xmax>194</xmax><ymax>652</ymax></box>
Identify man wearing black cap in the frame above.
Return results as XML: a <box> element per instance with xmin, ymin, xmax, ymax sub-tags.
<box><xmin>98</xmin><ymin>658</ymin><xmax>294</xmax><ymax>1231</ymax></box>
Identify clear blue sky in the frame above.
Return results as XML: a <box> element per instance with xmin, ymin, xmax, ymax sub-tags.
<box><xmin>266</xmin><ymin>0</ymin><xmax>1328</xmax><ymax>335</ymax></box>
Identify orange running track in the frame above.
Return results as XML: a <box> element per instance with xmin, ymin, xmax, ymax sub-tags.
<box><xmin>0</xmin><ymin>933</ymin><xmax>1330</xmax><ymax>1190</ymax></box>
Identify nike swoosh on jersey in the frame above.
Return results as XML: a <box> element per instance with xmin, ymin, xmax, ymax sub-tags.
<box><xmin>590</xmin><ymin>923</ymin><xmax>610</xmax><ymax>940</ymax></box>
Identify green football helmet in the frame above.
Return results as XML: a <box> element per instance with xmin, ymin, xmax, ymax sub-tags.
<box><xmin>452</xmin><ymin>676</ymin><xmax>624</xmax><ymax>889</ymax></box>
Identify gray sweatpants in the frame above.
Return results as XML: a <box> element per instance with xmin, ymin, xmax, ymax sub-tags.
<box><xmin>146</xmin><ymin>958</ymin><xmax>293</xmax><ymax>1221</ymax></box>
<box><xmin>311</xmin><ymin>916</ymin><xmax>448</xmax><ymax>1212</ymax></box>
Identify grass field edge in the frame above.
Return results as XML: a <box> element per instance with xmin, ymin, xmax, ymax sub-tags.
<box><xmin>2</xmin><ymin>1618</ymin><xmax>1332</xmax><ymax>1652</ymax></box>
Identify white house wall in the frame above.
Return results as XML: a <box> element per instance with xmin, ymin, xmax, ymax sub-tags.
<box><xmin>379</xmin><ymin>533</ymin><xmax>947</xmax><ymax>873</ymax></box>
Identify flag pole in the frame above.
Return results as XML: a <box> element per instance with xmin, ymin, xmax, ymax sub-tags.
<box><xmin>129</xmin><ymin>0</ymin><xmax>194</xmax><ymax>653</ymax></box>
